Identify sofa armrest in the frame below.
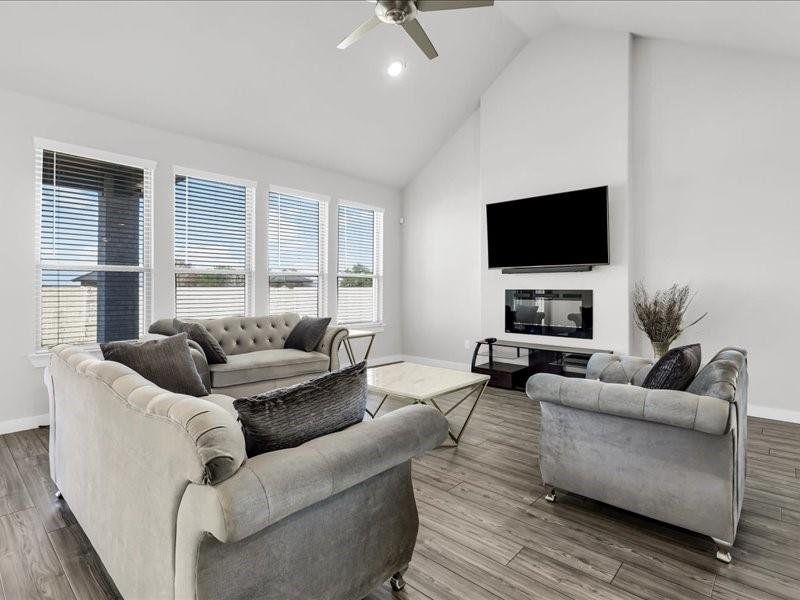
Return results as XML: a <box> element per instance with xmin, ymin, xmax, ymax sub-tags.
<box><xmin>199</xmin><ymin>404</ymin><xmax>447</xmax><ymax>543</ymax></box>
<box><xmin>316</xmin><ymin>326</ymin><xmax>349</xmax><ymax>371</ymax></box>
<box><xmin>528</xmin><ymin>373</ymin><xmax>731</xmax><ymax>435</ymax></box>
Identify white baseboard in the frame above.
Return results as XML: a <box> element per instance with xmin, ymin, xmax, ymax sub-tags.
<box><xmin>0</xmin><ymin>413</ymin><xmax>49</xmax><ymax>435</ymax></box>
<box><xmin>748</xmin><ymin>404</ymin><xmax>800</xmax><ymax>424</ymax></box>
<box><xmin>365</xmin><ymin>354</ymin><xmax>470</xmax><ymax>371</ymax></box>
<box><xmin>397</xmin><ymin>355</ymin><xmax>471</xmax><ymax>372</ymax></box>
<box><xmin>367</xmin><ymin>354</ymin><xmax>405</xmax><ymax>367</ymax></box>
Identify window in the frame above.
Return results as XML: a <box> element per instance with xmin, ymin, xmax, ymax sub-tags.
<box><xmin>337</xmin><ymin>202</ymin><xmax>383</xmax><ymax>325</ymax></box>
<box><xmin>174</xmin><ymin>169</ymin><xmax>254</xmax><ymax>319</ymax></box>
<box><xmin>267</xmin><ymin>188</ymin><xmax>328</xmax><ymax>317</ymax></box>
<box><xmin>35</xmin><ymin>141</ymin><xmax>153</xmax><ymax>349</ymax></box>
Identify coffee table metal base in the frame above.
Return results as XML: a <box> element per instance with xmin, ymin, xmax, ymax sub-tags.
<box><xmin>366</xmin><ymin>380</ymin><xmax>488</xmax><ymax>445</ymax></box>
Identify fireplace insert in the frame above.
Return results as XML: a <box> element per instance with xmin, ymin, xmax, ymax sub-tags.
<box><xmin>505</xmin><ymin>289</ymin><xmax>593</xmax><ymax>339</ymax></box>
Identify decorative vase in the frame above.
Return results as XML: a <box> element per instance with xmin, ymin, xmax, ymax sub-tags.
<box><xmin>651</xmin><ymin>340</ymin><xmax>670</xmax><ymax>360</ymax></box>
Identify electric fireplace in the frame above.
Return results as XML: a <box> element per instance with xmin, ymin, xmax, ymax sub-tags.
<box><xmin>505</xmin><ymin>289</ymin><xmax>593</xmax><ymax>339</ymax></box>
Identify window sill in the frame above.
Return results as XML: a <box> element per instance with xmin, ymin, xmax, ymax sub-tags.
<box><xmin>338</xmin><ymin>323</ymin><xmax>385</xmax><ymax>333</ymax></box>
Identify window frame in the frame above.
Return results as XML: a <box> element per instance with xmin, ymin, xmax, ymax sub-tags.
<box><xmin>33</xmin><ymin>138</ymin><xmax>155</xmax><ymax>353</ymax></box>
<box><xmin>266</xmin><ymin>185</ymin><xmax>329</xmax><ymax>318</ymax></box>
<box><xmin>335</xmin><ymin>199</ymin><xmax>384</xmax><ymax>328</ymax></box>
<box><xmin>172</xmin><ymin>166</ymin><xmax>256</xmax><ymax>319</ymax></box>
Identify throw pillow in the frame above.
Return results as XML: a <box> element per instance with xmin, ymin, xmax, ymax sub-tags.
<box><xmin>283</xmin><ymin>316</ymin><xmax>331</xmax><ymax>352</ymax></box>
<box><xmin>101</xmin><ymin>333</ymin><xmax>209</xmax><ymax>397</ymax></box>
<box><xmin>173</xmin><ymin>318</ymin><xmax>227</xmax><ymax>364</ymax></box>
<box><xmin>641</xmin><ymin>344</ymin><xmax>702</xmax><ymax>391</ymax></box>
<box><xmin>234</xmin><ymin>361</ymin><xmax>367</xmax><ymax>456</ymax></box>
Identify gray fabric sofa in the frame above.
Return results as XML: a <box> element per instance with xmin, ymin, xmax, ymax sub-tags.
<box><xmin>527</xmin><ymin>347</ymin><xmax>748</xmax><ymax>563</ymax></box>
<box><xmin>47</xmin><ymin>345</ymin><xmax>449</xmax><ymax>600</ymax></box>
<box><xmin>148</xmin><ymin>313</ymin><xmax>348</xmax><ymax>397</ymax></box>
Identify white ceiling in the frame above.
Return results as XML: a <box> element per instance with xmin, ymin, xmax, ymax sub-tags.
<box><xmin>498</xmin><ymin>1</ymin><xmax>800</xmax><ymax>60</ymax></box>
<box><xmin>0</xmin><ymin>1</ymin><xmax>526</xmax><ymax>188</ymax></box>
<box><xmin>1</xmin><ymin>2</ymin><xmax>800</xmax><ymax>188</ymax></box>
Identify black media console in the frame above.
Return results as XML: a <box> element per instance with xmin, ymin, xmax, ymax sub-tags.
<box><xmin>471</xmin><ymin>339</ymin><xmax>610</xmax><ymax>390</ymax></box>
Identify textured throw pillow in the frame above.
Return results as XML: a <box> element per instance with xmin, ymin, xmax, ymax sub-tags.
<box><xmin>234</xmin><ymin>361</ymin><xmax>367</xmax><ymax>456</ymax></box>
<box><xmin>101</xmin><ymin>333</ymin><xmax>209</xmax><ymax>396</ymax></box>
<box><xmin>173</xmin><ymin>318</ymin><xmax>227</xmax><ymax>364</ymax></box>
<box><xmin>284</xmin><ymin>316</ymin><xmax>331</xmax><ymax>352</ymax></box>
<box><xmin>642</xmin><ymin>344</ymin><xmax>702</xmax><ymax>391</ymax></box>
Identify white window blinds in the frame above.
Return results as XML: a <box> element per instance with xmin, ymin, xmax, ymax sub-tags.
<box><xmin>35</xmin><ymin>145</ymin><xmax>153</xmax><ymax>349</ymax></box>
<box><xmin>337</xmin><ymin>203</ymin><xmax>383</xmax><ymax>325</ymax></box>
<box><xmin>174</xmin><ymin>172</ymin><xmax>254</xmax><ymax>319</ymax></box>
<box><xmin>267</xmin><ymin>190</ymin><xmax>328</xmax><ymax>317</ymax></box>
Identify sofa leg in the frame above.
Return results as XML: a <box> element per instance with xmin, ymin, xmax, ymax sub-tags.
<box><xmin>544</xmin><ymin>486</ymin><xmax>557</xmax><ymax>503</ymax></box>
<box><xmin>54</xmin><ymin>490</ymin><xmax>63</xmax><ymax>500</ymax></box>
<box><xmin>712</xmin><ymin>537</ymin><xmax>732</xmax><ymax>563</ymax></box>
<box><xmin>389</xmin><ymin>567</ymin><xmax>407</xmax><ymax>591</ymax></box>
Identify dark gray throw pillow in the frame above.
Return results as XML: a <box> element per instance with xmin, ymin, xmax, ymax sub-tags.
<box><xmin>173</xmin><ymin>318</ymin><xmax>227</xmax><ymax>364</ymax></box>
<box><xmin>234</xmin><ymin>361</ymin><xmax>367</xmax><ymax>457</ymax></box>
<box><xmin>101</xmin><ymin>333</ymin><xmax>209</xmax><ymax>397</ymax></box>
<box><xmin>284</xmin><ymin>316</ymin><xmax>331</xmax><ymax>352</ymax></box>
<box><xmin>642</xmin><ymin>344</ymin><xmax>702</xmax><ymax>391</ymax></box>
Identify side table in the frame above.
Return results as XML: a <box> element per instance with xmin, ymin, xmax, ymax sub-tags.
<box><xmin>343</xmin><ymin>329</ymin><xmax>378</xmax><ymax>366</ymax></box>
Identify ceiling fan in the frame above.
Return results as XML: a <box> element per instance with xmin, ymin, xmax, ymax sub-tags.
<box><xmin>337</xmin><ymin>0</ymin><xmax>495</xmax><ymax>60</ymax></box>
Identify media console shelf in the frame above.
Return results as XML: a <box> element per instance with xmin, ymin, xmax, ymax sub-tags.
<box><xmin>471</xmin><ymin>339</ymin><xmax>610</xmax><ymax>390</ymax></box>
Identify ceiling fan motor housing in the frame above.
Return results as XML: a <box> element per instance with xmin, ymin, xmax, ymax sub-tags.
<box><xmin>376</xmin><ymin>0</ymin><xmax>418</xmax><ymax>24</ymax></box>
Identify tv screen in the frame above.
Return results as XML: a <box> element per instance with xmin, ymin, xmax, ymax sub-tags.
<box><xmin>486</xmin><ymin>186</ymin><xmax>609</xmax><ymax>269</ymax></box>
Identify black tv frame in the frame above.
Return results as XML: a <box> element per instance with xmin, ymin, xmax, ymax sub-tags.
<box><xmin>487</xmin><ymin>186</ymin><xmax>609</xmax><ymax>272</ymax></box>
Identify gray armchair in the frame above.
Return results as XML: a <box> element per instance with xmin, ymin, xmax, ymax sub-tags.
<box><xmin>527</xmin><ymin>347</ymin><xmax>748</xmax><ymax>563</ymax></box>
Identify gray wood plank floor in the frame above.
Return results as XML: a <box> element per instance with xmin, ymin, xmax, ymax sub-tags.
<box><xmin>1</xmin><ymin>386</ymin><xmax>799</xmax><ymax>600</ymax></box>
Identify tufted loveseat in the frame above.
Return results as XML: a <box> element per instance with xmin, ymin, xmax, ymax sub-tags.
<box><xmin>148</xmin><ymin>312</ymin><xmax>348</xmax><ymax>397</ymax></box>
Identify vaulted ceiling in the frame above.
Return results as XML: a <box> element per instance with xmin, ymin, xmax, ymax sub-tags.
<box><xmin>1</xmin><ymin>2</ymin><xmax>799</xmax><ymax>188</ymax></box>
<box><xmin>0</xmin><ymin>1</ymin><xmax>526</xmax><ymax>187</ymax></box>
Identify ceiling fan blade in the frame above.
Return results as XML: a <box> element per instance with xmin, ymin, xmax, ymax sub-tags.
<box><xmin>337</xmin><ymin>15</ymin><xmax>381</xmax><ymax>50</ymax></box>
<box><xmin>416</xmin><ymin>0</ymin><xmax>493</xmax><ymax>12</ymax></box>
<box><xmin>401</xmin><ymin>18</ymin><xmax>438</xmax><ymax>60</ymax></box>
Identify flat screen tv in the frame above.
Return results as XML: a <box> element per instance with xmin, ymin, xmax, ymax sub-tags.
<box><xmin>486</xmin><ymin>186</ymin><xmax>609</xmax><ymax>269</ymax></box>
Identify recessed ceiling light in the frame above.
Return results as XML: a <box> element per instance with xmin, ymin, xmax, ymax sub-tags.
<box><xmin>387</xmin><ymin>60</ymin><xmax>404</xmax><ymax>77</ymax></box>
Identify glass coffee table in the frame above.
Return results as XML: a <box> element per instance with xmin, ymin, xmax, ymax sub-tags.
<box><xmin>366</xmin><ymin>362</ymin><xmax>489</xmax><ymax>445</ymax></box>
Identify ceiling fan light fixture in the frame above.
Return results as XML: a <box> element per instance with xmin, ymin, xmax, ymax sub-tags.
<box><xmin>338</xmin><ymin>0</ymin><xmax>494</xmax><ymax>60</ymax></box>
<box><xmin>387</xmin><ymin>60</ymin><xmax>405</xmax><ymax>77</ymax></box>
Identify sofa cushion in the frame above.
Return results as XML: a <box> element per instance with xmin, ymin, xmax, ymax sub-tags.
<box><xmin>208</xmin><ymin>348</ymin><xmax>330</xmax><ymax>388</ymax></box>
<box><xmin>233</xmin><ymin>362</ymin><xmax>368</xmax><ymax>456</ymax></box>
<box><xmin>148</xmin><ymin>318</ymin><xmax>178</xmax><ymax>336</ymax></box>
<box><xmin>100</xmin><ymin>333</ymin><xmax>208</xmax><ymax>397</ymax></box>
<box><xmin>174</xmin><ymin>318</ymin><xmax>227</xmax><ymax>364</ymax></box>
<box><xmin>284</xmin><ymin>316</ymin><xmax>332</xmax><ymax>352</ymax></box>
<box><xmin>642</xmin><ymin>344</ymin><xmax>702</xmax><ymax>390</ymax></box>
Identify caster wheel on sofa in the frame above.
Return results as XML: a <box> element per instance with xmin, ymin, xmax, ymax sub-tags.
<box><xmin>389</xmin><ymin>572</ymin><xmax>406</xmax><ymax>591</ymax></box>
<box><xmin>544</xmin><ymin>487</ymin><xmax>557</xmax><ymax>503</ymax></box>
<box><xmin>713</xmin><ymin>538</ymin><xmax>733</xmax><ymax>564</ymax></box>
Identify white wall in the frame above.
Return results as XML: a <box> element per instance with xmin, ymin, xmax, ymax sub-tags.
<box><xmin>0</xmin><ymin>88</ymin><xmax>402</xmax><ymax>429</ymax></box>
<box><xmin>401</xmin><ymin>112</ymin><xmax>482</xmax><ymax>367</ymax></box>
<box><xmin>630</xmin><ymin>37</ymin><xmax>800</xmax><ymax>420</ymax></box>
<box><xmin>480</xmin><ymin>28</ymin><xmax>632</xmax><ymax>352</ymax></box>
<box><xmin>399</xmin><ymin>29</ymin><xmax>800</xmax><ymax>421</ymax></box>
